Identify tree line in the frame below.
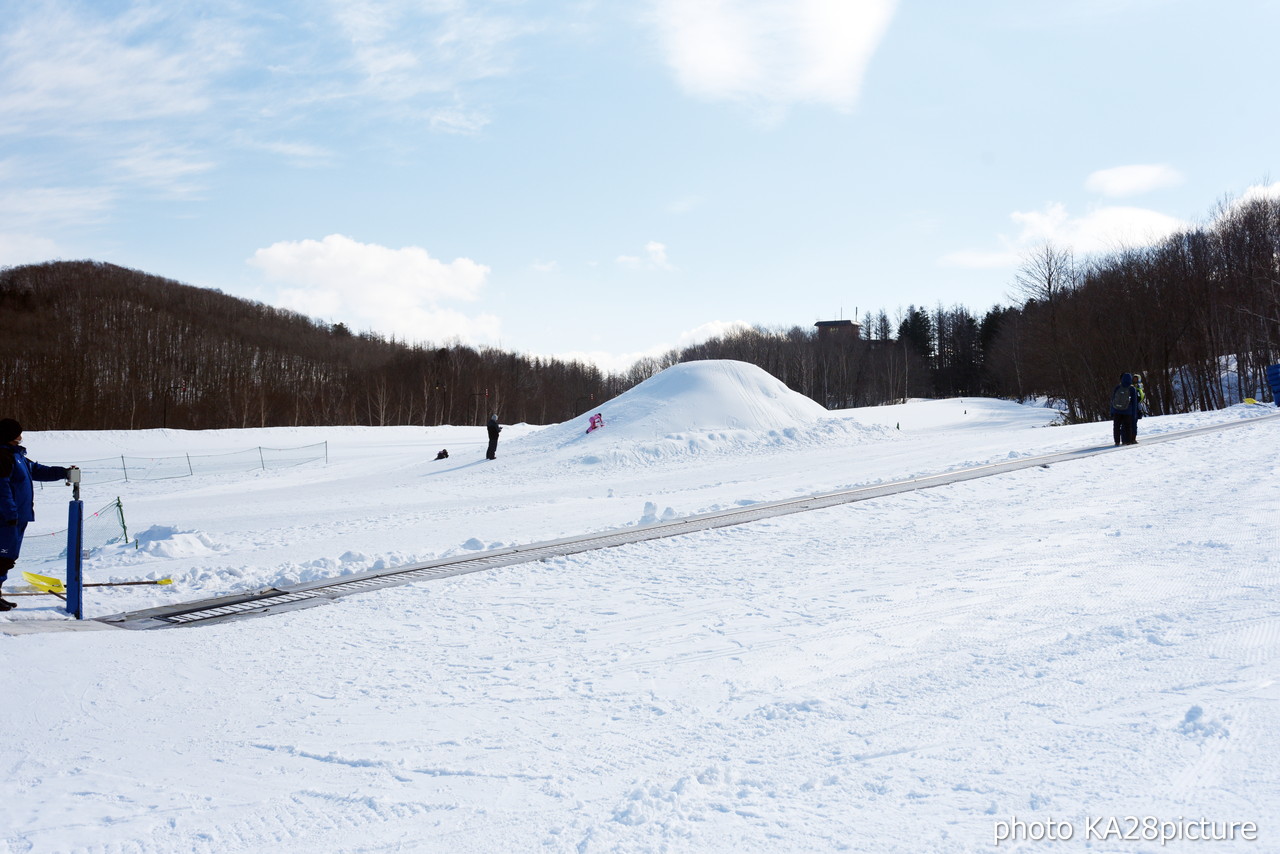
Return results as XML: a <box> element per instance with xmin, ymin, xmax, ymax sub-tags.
<box><xmin>656</xmin><ymin>193</ymin><xmax>1279</xmax><ymax>419</ymax></box>
<box><xmin>0</xmin><ymin>261</ymin><xmax>623</xmax><ymax>430</ymax></box>
<box><xmin>639</xmin><ymin>303</ymin><xmax>1004</xmax><ymax>411</ymax></box>
<box><xmin>2</xmin><ymin>192</ymin><xmax>1276</xmax><ymax>430</ymax></box>
<box><xmin>995</xmin><ymin>193</ymin><xmax>1280</xmax><ymax>421</ymax></box>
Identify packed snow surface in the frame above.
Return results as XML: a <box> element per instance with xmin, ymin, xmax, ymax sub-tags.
<box><xmin>3</xmin><ymin>360</ymin><xmax>1279</xmax><ymax>853</ymax></box>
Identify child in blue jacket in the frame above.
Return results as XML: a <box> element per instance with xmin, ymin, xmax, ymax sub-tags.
<box><xmin>1</xmin><ymin>418</ymin><xmax>74</xmax><ymax>611</ymax></box>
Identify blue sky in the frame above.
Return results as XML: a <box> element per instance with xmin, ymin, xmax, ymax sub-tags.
<box><xmin>3</xmin><ymin>0</ymin><xmax>1278</xmax><ymax>372</ymax></box>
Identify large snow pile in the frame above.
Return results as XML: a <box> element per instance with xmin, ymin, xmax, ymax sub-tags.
<box><xmin>524</xmin><ymin>359</ymin><xmax>890</xmax><ymax>466</ymax></box>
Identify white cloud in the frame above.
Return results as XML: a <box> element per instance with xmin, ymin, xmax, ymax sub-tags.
<box><xmin>617</xmin><ymin>240</ymin><xmax>675</xmax><ymax>271</ymax></box>
<box><xmin>426</xmin><ymin>107</ymin><xmax>492</xmax><ymax>134</ymax></box>
<box><xmin>532</xmin><ymin>260</ymin><xmax>560</xmax><ymax>273</ymax></box>
<box><xmin>0</xmin><ymin>1</ymin><xmax>521</xmax><ymax>134</ymax></box>
<box><xmin>0</xmin><ymin>3</ymin><xmax>243</xmax><ymax>210</ymax></box>
<box><xmin>235</xmin><ymin>137</ymin><xmax>337</xmax><ymax>168</ymax></box>
<box><xmin>1208</xmin><ymin>181</ymin><xmax>1280</xmax><ymax>227</ymax></box>
<box><xmin>552</xmin><ymin>347</ymin><xmax>661</xmax><ymax>375</ymax></box>
<box><xmin>676</xmin><ymin>319</ymin><xmax>750</xmax><ymax>347</ymax></box>
<box><xmin>110</xmin><ymin>145</ymin><xmax>216</xmax><ymax>196</ymax></box>
<box><xmin>939</xmin><ymin>202</ymin><xmax>1188</xmax><ymax>270</ymax></box>
<box><xmin>1236</xmin><ymin>180</ymin><xmax>1280</xmax><ymax>205</ymax></box>
<box><xmin>553</xmin><ymin>319</ymin><xmax>751</xmax><ymax>374</ymax></box>
<box><xmin>1010</xmin><ymin>203</ymin><xmax>1187</xmax><ymax>255</ymax></box>
<box><xmin>650</xmin><ymin>0</ymin><xmax>897</xmax><ymax>111</ymax></box>
<box><xmin>330</xmin><ymin>0</ymin><xmax>526</xmax><ymax>109</ymax></box>
<box><xmin>0</xmin><ymin>233</ymin><xmax>62</xmax><ymax>267</ymax></box>
<box><xmin>0</xmin><ymin>187</ymin><xmax>117</xmax><ymax>229</ymax></box>
<box><xmin>1085</xmin><ymin>164</ymin><xmax>1183</xmax><ymax>198</ymax></box>
<box><xmin>0</xmin><ymin>4</ymin><xmax>234</xmax><ymax>135</ymax></box>
<box><xmin>248</xmin><ymin>234</ymin><xmax>499</xmax><ymax>344</ymax></box>
<box><xmin>0</xmin><ymin>0</ymin><xmax>528</xmax><ymax>204</ymax></box>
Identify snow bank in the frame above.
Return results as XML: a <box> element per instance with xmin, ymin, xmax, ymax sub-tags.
<box><xmin>833</xmin><ymin>396</ymin><xmax>1066</xmax><ymax>433</ymax></box>
<box><xmin>522</xmin><ymin>360</ymin><xmax>891</xmax><ymax>467</ymax></box>
<box><xmin>130</xmin><ymin>525</ymin><xmax>223</xmax><ymax>559</ymax></box>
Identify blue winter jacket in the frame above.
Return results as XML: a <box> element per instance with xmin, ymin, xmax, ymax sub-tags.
<box><xmin>1111</xmin><ymin>373</ymin><xmax>1138</xmax><ymax>418</ymax></box>
<box><xmin>1</xmin><ymin>445</ymin><xmax>70</xmax><ymax>523</ymax></box>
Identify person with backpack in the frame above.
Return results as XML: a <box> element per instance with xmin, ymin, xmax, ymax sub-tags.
<box><xmin>0</xmin><ymin>418</ymin><xmax>76</xmax><ymax>611</ymax></box>
<box><xmin>1109</xmin><ymin>373</ymin><xmax>1139</xmax><ymax>446</ymax></box>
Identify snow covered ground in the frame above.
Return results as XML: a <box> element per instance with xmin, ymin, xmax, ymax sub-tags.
<box><xmin>3</xmin><ymin>360</ymin><xmax>1278</xmax><ymax>853</ymax></box>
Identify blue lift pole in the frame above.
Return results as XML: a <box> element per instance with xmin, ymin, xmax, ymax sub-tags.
<box><xmin>65</xmin><ymin>471</ymin><xmax>83</xmax><ymax>620</ymax></box>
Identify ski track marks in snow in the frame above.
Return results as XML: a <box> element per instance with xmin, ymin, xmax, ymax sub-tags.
<box><xmin>4</xmin><ymin>363</ymin><xmax>1280</xmax><ymax>853</ymax></box>
<box><xmin>527</xmin><ymin>450</ymin><xmax>1280</xmax><ymax>853</ymax></box>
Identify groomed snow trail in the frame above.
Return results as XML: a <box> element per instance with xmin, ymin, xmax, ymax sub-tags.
<box><xmin>2</xmin><ymin>413</ymin><xmax>1278</xmax><ymax>853</ymax></box>
<box><xmin>4</xmin><ymin>366</ymin><xmax>1279</xmax><ymax>853</ymax></box>
<box><xmin>96</xmin><ymin>412</ymin><xmax>1279</xmax><ymax>631</ymax></box>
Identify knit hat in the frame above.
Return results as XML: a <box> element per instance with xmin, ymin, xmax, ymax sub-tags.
<box><xmin>0</xmin><ymin>419</ymin><xmax>20</xmax><ymax>443</ymax></box>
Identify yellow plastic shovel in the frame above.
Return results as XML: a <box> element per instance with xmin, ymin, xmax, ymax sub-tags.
<box><xmin>22</xmin><ymin>571</ymin><xmax>172</xmax><ymax>594</ymax></box>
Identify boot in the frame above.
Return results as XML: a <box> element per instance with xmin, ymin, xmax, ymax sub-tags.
<box><xmin>0</xmin><ymin>578</ymin><xmax>15</xmax><ymax>611</ymax></box>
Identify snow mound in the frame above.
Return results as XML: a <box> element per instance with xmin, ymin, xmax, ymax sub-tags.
<box><xmin>130</xmin><ymin>525</ymin><xmax>223</xmax><ymax>558</ymax></box>
<box><xmin>520</xmin><ymin>360</ymin><xmax>889</xmax><ymax>466</ymax></box>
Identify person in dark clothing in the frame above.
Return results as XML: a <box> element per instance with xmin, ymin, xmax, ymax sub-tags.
<box><xmin>1</xmin><ymin>418</ymin><xmax>74</xmax><ymax>611</ymax></box>
<box><xmin>485</xmin><ymin>414</ymin><xmax>502</xmax><ymax>460</ymax></box>
<box><xmin>1109</xmin><ymin>373</ymin><xmax>1139</xmax><ymax>446</ymax></box>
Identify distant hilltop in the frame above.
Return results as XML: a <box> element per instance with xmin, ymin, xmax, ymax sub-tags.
<box><xmin>0</xmin><ymin>260</ymin><xmax>621</xmax><ymax>430</ymax></box>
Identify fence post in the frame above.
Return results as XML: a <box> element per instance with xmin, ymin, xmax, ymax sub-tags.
<box><xmin>121</xmin><ymin>455</ymin><xmax>129</xmax><ymax>481</ymax></box>
<box><xmin>116</xmin><ymin>497</ymin><xmax>130</xmax><ymax>544</ymax></box>
<box><xmin>65</xmin><ymin>494</ymin><xmax>84</xmax><ymax>621</ymax></box>
<box><xmin>187</xmin><ymin>453</ymin><xmax>193</xmax><ymax>476</ymax></box>
<box><xmin>324</xmin><ymin>441</ymin><xmax>329</xmax><ymax>463</ymax></box>
<box><xmin>259</xmin><ymin>447</ymin><xmax>265</xmax><ymax>470</ymax></box>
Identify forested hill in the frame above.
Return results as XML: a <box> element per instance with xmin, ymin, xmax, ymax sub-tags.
<box><xmin>4</xmin><ymin>190</ymin><xmax>1278</xmax><ymax>431</ymax></box>
<box><xmin>0</xmin><ymin>261</ymin><xmax>623</xmax><ymax>430</ymax></box>
<box><xmin>633</xmin><ymin>192</ymin><xmax>1280</xmax><ymax>420</ymax></box>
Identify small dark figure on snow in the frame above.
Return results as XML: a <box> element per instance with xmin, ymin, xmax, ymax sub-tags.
<box><xmin>485</xmin><ymin>414</ymin><xmax>502</xmax><ymax>460</ymax></box>
<box><xmin>1</xmin><ymin>418</ymin><xmax>74</xmax><ymax>611</ymax></box>
<box><xmin>1109</xmin><ymin>373</ymin><xmax>1139</xmax><ymax>446</ymax></box>
<box><xmin>435</xmin><ymin>449</ymin><xmax>449</xmax><ymax>460</ymax></box>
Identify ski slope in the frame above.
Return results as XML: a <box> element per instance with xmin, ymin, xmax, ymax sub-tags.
<box><xmin>2</xmin><ymin>360</ymin><xmax>1278</xmax><ymax>852</ymax></box>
